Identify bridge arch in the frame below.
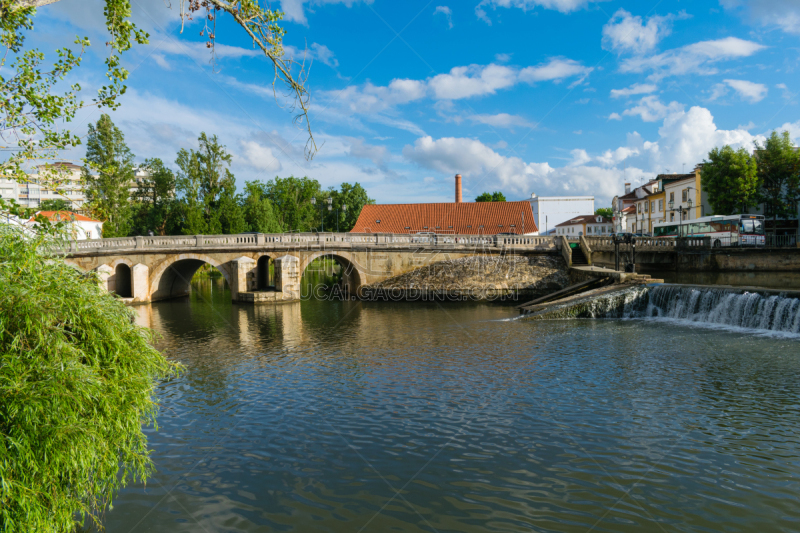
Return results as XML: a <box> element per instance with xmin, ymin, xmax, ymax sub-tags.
<box><xmin>300</xmin><ymin>251</ymin><xmax>365</xmax><ymax>298</ymax></box>
<box><xmin>255</xmin><ymin>253</ymin><xmax>279</xmax><ymax>291</ymax></box>
<box><xmin>149</xmin><ymin>253</ymin><xmax>232</xmax><ymax>302</ymax></box>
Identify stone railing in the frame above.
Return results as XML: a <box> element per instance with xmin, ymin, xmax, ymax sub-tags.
<box><xmin>59</xmin><ymin>232</ymin><xmax>560</xmax><ymax>255</ymax></box>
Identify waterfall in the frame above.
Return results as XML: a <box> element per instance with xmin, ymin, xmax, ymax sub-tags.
<box><xmin>630</xmin><ymin>285</ymin><xmax>800</xmax><ymax>334</ymax></box>
<box><xmin>528</xmin><ymin>284</ymin><xmax>800</xmax><ymax>335</ymax></box>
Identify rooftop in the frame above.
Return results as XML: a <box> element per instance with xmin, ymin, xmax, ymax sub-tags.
<box><xmin>556</xmin><ymin>214</ymin><xmax>612</xmax><ymax>227</ymax></box>
<box><xmin>31</xmin><ymin>211</ymin><xmax>102</xmax><ymax>223</ymax></box>
<box><xmin>350</xmin><ymin>202</ymin><xmax>538</xmax><ymax>234</ymax></box>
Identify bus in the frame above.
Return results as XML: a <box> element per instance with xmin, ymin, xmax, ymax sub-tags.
<box><xmin>652</xmin><ymin>214</ymin><xmax>765</xmax><ymax>247</ymax></box>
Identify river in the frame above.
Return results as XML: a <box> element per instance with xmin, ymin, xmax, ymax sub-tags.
<box><xmin>107</xmin><ymin>275</ymin><xmax>800</xmax><ymax>533</ymax></box>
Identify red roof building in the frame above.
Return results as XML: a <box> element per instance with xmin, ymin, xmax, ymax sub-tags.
<box><xmin>350</xmin><ymin>201</ymin><xmax>538</xmax><ymax>234</ymax></box>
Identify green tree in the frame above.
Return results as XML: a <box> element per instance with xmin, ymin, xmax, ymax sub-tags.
<box><xmin>265</xmin><ymin>176</ymin><xmax>322</xmax><ymax>232</ymax></box>
<box><xmin>175</xmin><ymin>134</ymin><xmax>237</xmax><ymax>235</ymax></box>
<box><xmin>38</xmin><ymin>198</ymin><xmax>72</xmax><ymax>211</ymax></box>
<box><xmin>131</xmin><ymin>158</ymin><xmax>177</xmax><ymax>236</ymax></box>
<box><xmin>475</xmin><ymin>191</ymin><xmax>506</xmax><ymax>202</ymax></box>
<box><xmin>701</xmin><ymin>145</ymin><xmax>759</xmax><ymax>215</ymax></box>
<box><xmin>218</xmin><ymin>183</ymin><xmax>247</xmax><ymax>234</ymax></box>
<box><xmin>82</xmin><ymin>114</ymin><xmax>135</xmax><ymax>237</ymax></box>
<box><xmin>756</xmin><ymin>131</ymin><xmax>800</xmax><ymax>223</ymax></box>
<box><xmin>595</xmin><ymin>207</ymin><xmax>613</xmax><ymax>219</ymax></box>
<box><xmin>0</xmin><ymin>224</ymin><xmax>180</xmax><ymax>532</ymax></box>
<box><xmin>243</xmin><ymin>181</ymin><xmax>283</xmax><ymax>233</ymax></box>
<box><xmin>322</xmin><ymin>182</ymin><xmax>375</xmax><ymax>232</ymax></box>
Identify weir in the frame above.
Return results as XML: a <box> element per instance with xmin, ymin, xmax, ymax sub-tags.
<box><xmin>524</xmin><ymin>284</ymin><xmax>800</xmax><ymax>335</ymax></box>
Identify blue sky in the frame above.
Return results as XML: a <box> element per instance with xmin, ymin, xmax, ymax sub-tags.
<box><xmin>23</xmin><ymin>0</ymin><xmax>800</xmax><ymax>207</ymax></box>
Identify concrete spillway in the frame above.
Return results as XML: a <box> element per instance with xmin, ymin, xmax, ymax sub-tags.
<box><xmin>523</xmin><ymin>283</ymin><xmax>800</xmax><ymax>335</ymax></box>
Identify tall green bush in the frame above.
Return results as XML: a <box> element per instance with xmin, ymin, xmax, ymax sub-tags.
<box><xmin>0</xmin><ymin>225</ymin><xmax>180</xmax><ymax>532</ymax></box>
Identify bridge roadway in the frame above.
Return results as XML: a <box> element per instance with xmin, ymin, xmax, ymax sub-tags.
<box><xmin>61</xmin><ymin>232</ymin><xmax>562</xmax><ymax>303</ymax></box>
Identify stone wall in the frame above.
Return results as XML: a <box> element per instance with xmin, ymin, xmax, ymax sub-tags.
<box><xmin>362</xmin><ymin>254</ymin><xmax>569</xmax><ymax>300</ymax></box>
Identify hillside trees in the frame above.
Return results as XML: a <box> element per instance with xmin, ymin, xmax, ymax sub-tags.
<box><xmin>82</xmin><ymin>114</ymin><xmax>135</xmax><ymax>237</ymax></box>
<box><xmin>756</xmin><ymin>131</ymin><xmax>800</xmax><ymax>221</ymax></box>
<box><xmin>701</xmin><ymin>145</ymin><xmax>759</xmax><ymax>215</ymax></box>
<box><xmin>476</xmin><ymin>191</ymin><xmax>507</xmax><ymax>202</ymax></box>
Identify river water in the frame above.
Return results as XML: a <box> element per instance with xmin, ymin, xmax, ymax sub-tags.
<box><xmin>108</xmin><ymin>277</ymin><xmax>800</xmax><ymax>533</ymax></box>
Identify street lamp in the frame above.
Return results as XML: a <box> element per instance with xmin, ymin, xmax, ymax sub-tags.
<box><xmin>310</xmin><ymin>197</ymin><xmax>333</xmax><ymax>232</ymax></box>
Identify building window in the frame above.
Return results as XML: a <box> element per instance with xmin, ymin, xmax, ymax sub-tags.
<box><xmin>670</xmin><ymin>212</ymin><xmax>674</xmax><ymax>222</ymax></box>
<box><xmin>645</xmin><ymin>202</ymin><xmax>649</xmax><ymax>213</ymax></box>
<box><xmin>670</xmin><ymin>192</ymin><xmax>674</xmax><ymax>202</ymax></box>
<box><xmin>682</xmin><ymin>189</ymin><xmax>688</xmax><ymax>202</ymax></box>
<box><xmin>658</xmin><ymin>200</ymin><xmax>663</xmax><ymax>212</ymax></box>
<box><xmin>637</xmin><ymin>203</ymin><xmax>641</xmax><ymax>213</ymax></box>
<box><xmin>682</xmin><ymin>210</ymin><xmax>687</xmax><ymax>221</ymax></box>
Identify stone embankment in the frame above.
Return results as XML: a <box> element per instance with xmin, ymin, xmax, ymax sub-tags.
<box><xmin>361</xmin><ymin>255</ymin><xmax>569</xmax><ymax>300</ymax></box>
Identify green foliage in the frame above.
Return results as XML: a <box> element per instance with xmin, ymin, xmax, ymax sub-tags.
<box><xmin>475</xmin><ymin>191</ymin><xmax>506</xmax><ymax>202</ymax></box>
<box><xmin>243</xmin><ymin>181</ymin><xmax>283</xmax><ymax>233</ymax></box>
<box><xmin>702</xmin><ymin>145</ymin><xmax>760</xmax><ymax>215</ymax></box>
<box><xmin>131</xmin><ymin>158</ymin><xmax>179</xmax><ymax>236</ymax></box>
<box><xmin>175</xmin><ymin>133</ymin><xmax>238</xmax><ymax>235</ymax></box>
<box><xmin>83</xmin><ymin>114</ymin><xmax>135</xmax><ymax>237</ymax></box>
<box><xmin>38</xmin><ymin>198</ymin><xmax>73</xmax><ymax>211</ymax></box>
<box><xmin>218</xmin><ymin>185</ymin><xmax>247</xmax><ymax>234</ymax></box>
<box><xmin>594</xmin><ymin>207</ymin><xmax>613</xmax><ymax>219</ymax></box>
<box><xmin>1</xmin><ymin>1</ymin><xmax>146</xmax><ymax>190</ymax></box>
<box><xmin>0</xmin><ymin>225</ymin><xmax>180</xmax><ymax>533</ymax></box>
<box><xmin>321</xmin><ymin>182</ymin><xmax>374</xmax><ymax>232</ymax></box>
<box><xmin>265</xmin><ymin>175</ymin><xmax>322</xmax><ymax>232</ymax></box>
<box><xmin>755</xmin><ymin>131</ymin><xmax>800</xmax><ymax>219</ymax></box>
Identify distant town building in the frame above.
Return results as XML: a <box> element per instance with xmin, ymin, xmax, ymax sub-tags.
<box><xmin>527</xmin><ymin>194</ymin><xmax>594</xmax><ymax>235</ymax></box>
<box><xmin>555</xmin><ymin>215</ymin><xmax>613</xmax><ymax>237</ymax></box>
<box><xmin>350</xmin><ymin>174</ymin><xmax>538</xmax><ymax>235</ymax></box>
<box><xmin>0</xmin><ymin>162</ymin><xmax>86</xmax><ymax>211</ymax></box>
<box><xmin>30</xmin><ymin>211</ymin><xmax>103</xmax><ymax>240</ymax></box>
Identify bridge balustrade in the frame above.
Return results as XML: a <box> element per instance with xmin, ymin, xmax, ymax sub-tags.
<box><xmin>58</xmin><ymin>232</ymin><xmax>564</xmax><ymax>254</ymax></box>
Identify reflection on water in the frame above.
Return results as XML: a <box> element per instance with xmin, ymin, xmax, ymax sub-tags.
<box><xmin>650</xmin><ymin>269</ymin><xmax>800</xmax><ymax>290</ymax></box>
<box><xmin>114</xmin><ymin>280</ymin><xmax>800</xmax><ymax>533</ymax></box>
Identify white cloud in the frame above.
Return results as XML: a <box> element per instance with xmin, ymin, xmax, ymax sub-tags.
<box><xmin>468</xmin><ymin>113</ymin><xmax>535</xmax><ymax>129</ymax></box>
<box><xmin>402</xmin><ymin>100</ymin><xmax>765</xmax><ymax>206</ymax></box>
<box><xmin>622</xmin><ymin>96</ymin><xmax>684</xmax><ymax>122</ymax></box>
<box><xmin>348</xmin><ymin>138</ymin><xmax>389</xmax><ymax>166</ymax></box>
<box><xmin>720</xmin><ymin>0</ymin><xmax>800</xmax><ymax>35</ymax></box>
<box><xmin>620</xmin><ymin>37</ymin><xmax>766</xmax><ymax>80</ymax></box>
<box><xmin>434</xmin><ymin>6</ymin><xmax>454</xmax><ymax>28</ymax></box>
<box><xmin>519</xmin><ymin>58</ymin><xmax>593</xmax><ymax>84</ymax></box>
<box><xmin>279</xmin><ymin>0</ymin><xmax>373</xmax><ymax>25</ymax></box>
<box><xmin>154</xmin><ymin>37</ymin><xmax>260</xmax><ymax>63</ymax></box>
<box><xmin>476</xmin><ymin>0</ymin><xmax>609</xmax><ymax>24</ymax></box>
<box><xmin>707</xmin><ymin>83</ymin><xmax>728</xmax><ymax>102</ymax></box>
<box><xmin>429</xmin><ymin>64</ymin><xmax>518</xmax><ymax>99</ymax></box>
<box><xmin>495</xmin><ymin>53</ymin><xmax>512</xmax><ymax>63</ymax></box>
<box><xmin>608</xmin><ymin>112</ymin><xmax>623</xmax><ymax>120</ymax></box>
<box><xmin>240</xmin><ymin>141</ymin><xmax>284</xmax><ymax>172</ymax></box>
<box><xmin>724</xmin><ymin>79</ymin><xmax>768</xmax><ymax>103</ymax></box>
<box><xmin>602</xmin><ymin>9</ymin><xmax>682</xmax><ymax>55</ymax></box>
<box><xmin>324</xmin><ymin>57</ymin><xmax>591</xmax><ymax>129</ymax></box>
<box><xmin>610</xmin><ymin>83</ymin><xmax>657</xmax><ymax>98</ymax></box>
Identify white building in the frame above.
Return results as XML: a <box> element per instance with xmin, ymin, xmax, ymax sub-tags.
<box><xmin>0</xmin><ymin>162</ymin><xmax>86</xmax><ymax>211</ymax></box>
<box><xmin>30</xmin><ymin>211</ymin><xmax>103</xmax><ymax>240</ymax></box>
<box><xmin>527</xmin><ymin>194</ymin><xmax>595</xmax><ymax>235</ymax></box>
<box><xmin>555</xmin><ymin>215</ymin><xmax>613</xmax><ymax>237</ymax></box>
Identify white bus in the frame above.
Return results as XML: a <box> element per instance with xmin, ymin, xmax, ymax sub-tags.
<box><xmin>652</xmin><ymin>214</ymin><xmax>766</xmax><ymax>247</ymax></box>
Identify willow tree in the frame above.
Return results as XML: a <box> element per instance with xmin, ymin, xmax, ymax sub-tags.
<box><xmin>0</xmin><ymin>222</ymin><xmax>181</xmax><ymax>532</ymax></box>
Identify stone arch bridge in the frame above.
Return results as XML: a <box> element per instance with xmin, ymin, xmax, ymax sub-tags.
<box><xmin>61</xmin><ymin>232</ymin><xmax>562</xmax><ymax>304</ymax></box>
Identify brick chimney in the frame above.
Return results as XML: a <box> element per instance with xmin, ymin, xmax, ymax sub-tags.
<box><xmin>455</xmin><ymin>174</ymin><xmax>462</xmax><ymax>203</ymax></box>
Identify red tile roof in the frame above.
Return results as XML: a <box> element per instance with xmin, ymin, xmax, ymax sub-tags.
<box><xmin>350</xmin><ymin>202</ymin><xmax>538</xmax><ymax>234</ymax></box>
<box><xmin>556</xmin><ymin>214</ymin><xmax>612</xmax><ymax>227</ymax></box>
<box><xmin>32</xmin><ymin>211</ymin><xmax>101</xmax><ymax>223</ymax></box>
<box><xmin>622</xmin><ymin>206</ymin><xmax>636</xmax><ymax>214</ymax></box>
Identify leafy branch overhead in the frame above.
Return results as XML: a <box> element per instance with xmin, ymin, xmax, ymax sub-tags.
<box><xmin>178</xmin><ymin>0</ymin><xmax>317</xmax><ymax>159</ymax></box>
<box><xmin>1</xmin><ymin>0</ymin><xmax>316</xmax><ymax>207</ymax></box>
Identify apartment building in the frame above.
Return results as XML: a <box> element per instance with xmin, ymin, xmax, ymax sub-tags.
<box><xmin>0</xmin><ymin>162</ymin><xmax>86</xmax><ymax>211</ymax></box>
